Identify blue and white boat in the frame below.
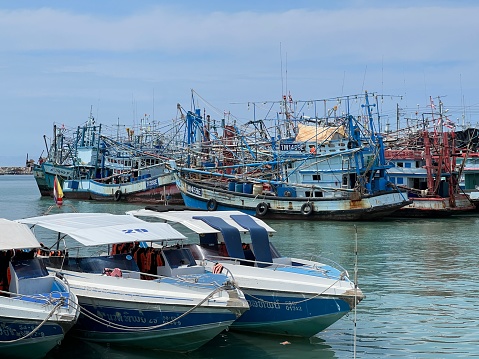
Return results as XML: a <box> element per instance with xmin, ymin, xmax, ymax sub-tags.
<box><xmin>34</xmin><ymin>115</ymin><xmax>181</xmax><ymax>204</ymax></box>
<box><xmin>0</xmin><ymin>218</ymin><xmax>79</xmax><ymax>359</ymax></box>
<box><xmin>129</xmin><ymin>209</ymin><xmax>364</xmax><ymax>337</ymax></box>
<box><xmin>17</xmin><ymin>213</ymin><xmax>249</xmax><ymax>353</ymax></box>
<box><xmin>174</xmin><ymin>91</ymin><xmax>410</xmax><ymax>220</ymax></box>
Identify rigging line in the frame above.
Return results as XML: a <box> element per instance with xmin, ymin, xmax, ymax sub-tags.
<box><xmin>191</xmin><ymin>89</ymin><xmax>240</xmax><ymax>121</ymax></box>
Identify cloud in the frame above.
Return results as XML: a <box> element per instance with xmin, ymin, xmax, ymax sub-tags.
<box><xmin>1</xmin><ymin>2</ymin><xmax>479</xmax><ymax>165</ymax></box>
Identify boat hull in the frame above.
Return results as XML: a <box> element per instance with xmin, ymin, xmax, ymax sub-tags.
<box><xmin>231</xmin><ymin>289</ymin><xmax>353</xmax><ymax>337</ymax></box>
<box><xmin>0</xmin><ymin>294</ymin><xmax>78</xmax><ymax>359</ymax></box>
<box><xmin>74</xmin><ymin>299</ymin><xmax>236</xmax><ymax>352</ymax></box>
<box><xmin>390</xmin><ymin>194</ymin><xmax>475</xmax><ymax>218</ymax></box>
<box><xmin>0</xmin><ymin>317</ymin><xmax>67</xmax><ymax>359</ymax></box>
<box><xmin>57</xmin><ymin>271</ymin><xmax>246</xmax><ymax>353</ymax></box>
<box><xmin>177</xmin><ymin>176</ymin><xmax>409</xmax><ymax>220</ymax></box>
<box><xmin>87</xmin><ymin>174</ymin><xmax>182</xmax><ymax>203</ymax></box>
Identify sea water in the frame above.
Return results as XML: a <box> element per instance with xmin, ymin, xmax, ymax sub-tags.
<box><xmin>1</xmin><ymin>175</ymin><xmax>477</xmax><ymax>358</ymax></box>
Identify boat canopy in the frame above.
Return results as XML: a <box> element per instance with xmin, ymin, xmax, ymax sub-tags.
<box><xmin>295</xmin><ymin>123</ymin><xmax>347</xmax><ymax>142</ymax></box>
<box><xmin>16</xmin><ymin>212</ymin><xmax>186</xmax><ymax>247</ymax></box>
<box><xmin>127</xmin><ymin>209</ymin><xmax>276</xmax><ymax>235</ymax></box>
<box><xmin>0</xmin><ymin>218</ymin><xmax>41</xmax><ymax>250</ymax></box>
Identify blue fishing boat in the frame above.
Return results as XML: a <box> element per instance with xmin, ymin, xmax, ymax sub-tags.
<box><xmin>34</xmin><ymin>114</ymin><xmax>181</xmax><ymax>204</ymax></box>
<box><xmin>174</xmin><ymin>91</ymin><xmax>410</xmax><ymax>220</ymax></box>
<box><xmin>18</xmin><ymin>213</ymin><xmax>248</xmax><ymax>353</ymax></box>
<box><xmin>0</xmin><ymin>218</ymin><xmax>79</xmax><ymax>359</ymax></box>
<box><xmin>129</xmin><ymin>209</ymin><xmax>364</xmax><ymax>337</ymax></box>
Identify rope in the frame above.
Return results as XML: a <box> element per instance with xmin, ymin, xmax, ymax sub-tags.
<box><xmin>0</xmin><ymin>297</ymin><xmax>65</xmax><ymax>343</ymax></box>
<box><xmin>246</xmin><ymin>277</ymin><xmax>343</xmax><ymax>306</ymax></box>
<box><xmin>74</xmin><ymin>284</ymin><xmax>234</xmax><ymax>332</ymax></box>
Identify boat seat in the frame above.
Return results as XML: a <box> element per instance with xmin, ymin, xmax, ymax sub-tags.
<box><xmin>193</xmin><ymin>216</ymin><xmax>245</xmax><ymax>260</ymax></box>
<box><xmin>230</xmin><ymin>215</ymin><xmax>273</xmax><ymax>267</ymax></box>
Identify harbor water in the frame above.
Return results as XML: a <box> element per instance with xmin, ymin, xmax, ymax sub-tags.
<box><xmin>1</xmin><ymin>175</ymin><xmax>477</xmax><ymax>358</ymax></box>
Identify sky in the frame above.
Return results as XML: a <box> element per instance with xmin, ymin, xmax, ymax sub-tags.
<box><xmin>1</xmin><ymin>0</ymin><xmax>479</xmax><ymax>166</ymax></box>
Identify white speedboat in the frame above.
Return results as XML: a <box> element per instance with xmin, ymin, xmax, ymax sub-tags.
<box><xmin>129</xmin><ymin>209</ymin><xmax>364</xmax><ymax>337</ymax></box>
<box><xmin>0</xmin><ymin>218</ymin><xmax>79</xmax><ymax>359</ymax></box>
<box><xmin>17</xmin><ymin>213</ymin><xmax>249</xmax><ymax>353</ymax></box>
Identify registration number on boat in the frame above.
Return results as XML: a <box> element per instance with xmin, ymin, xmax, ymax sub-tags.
<box><xmin>186</xmin><ymin>184</ymin><xmax>202</xmax><ymax>196</ymax></box>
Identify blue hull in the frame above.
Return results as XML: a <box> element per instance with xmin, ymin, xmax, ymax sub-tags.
<box><xmin>181</xmin><ymin>193</ymin><xmax>257</xmax><ymax>216</ymax></box>
<box><xmin>0</xmin><ymin>318</ymin><xmax>67</xmax><ymax>359</ymax></box>
<box><xmin>72</xmin><ymin>301</ymin><xmax>237</xmax><ymax>352</ymax></box>
<box><xmin>231</xmin><ymin>291</ymin><xmax>352</xmax><ymax>337</ymax></box>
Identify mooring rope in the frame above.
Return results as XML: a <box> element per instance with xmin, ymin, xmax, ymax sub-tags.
<box><xmin>0</xmin><ymin>297</ymin><xmax>66</xmax><ymax>343</ymax></box>
<box><xmin>71</xmin><ymin>284</ymin><xmax>235</xmax><ymax>332</ymax></box>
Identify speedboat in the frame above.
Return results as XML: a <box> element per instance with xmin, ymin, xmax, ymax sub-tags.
<box><xmin>0</xmin><ymin>218</ymin><xmax>79</xmax><ymax>359</ymax></box>
<box><xmin>128</xmin><ymin>209</ymin><xmax>364</xmax><ymax>337</ymax></box>
<box><xmin>17</xmin><ymin>212</ymin><xmax>249</xmax><ymax>353</ymax></box>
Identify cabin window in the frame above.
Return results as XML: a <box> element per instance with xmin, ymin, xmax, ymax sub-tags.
<box><xmin>405</xmin><ymin>162</ymin><xmax>412</xmax><ymax>168</ymax></box>
<box><xmin>415</xmin><ymin>161</ymin><xmax>421</xmax><ymax>168</ymax></box>
<box><xmin>396</xmin><ymin>177</ymin><xmax>404</xmax><ymax>185</ymax></box>
<box><xmin>397</xmin><ymin>162</ymin><xmax>404</xmax><ymax>168</ymax></box>
<box><xmin>312</xmin><ymin>174</ymin><xmax>321</xmax><ymax>181</ymax></box>
<box><xmin>389</xmin><ymin>177</ymin><xmax>396</xmax><ymax>184</ymax></box>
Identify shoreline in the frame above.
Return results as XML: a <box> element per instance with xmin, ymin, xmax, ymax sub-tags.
<box><xmin>0</xmin><ymin>166</ymin><xmax>33</xmax><ymax>175</ymax></box>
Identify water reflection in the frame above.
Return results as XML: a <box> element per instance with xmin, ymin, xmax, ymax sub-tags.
<box><xmin>45</xmin><ymin>331</ymin><xmax>337</xmax><ymax>359</ymax></box>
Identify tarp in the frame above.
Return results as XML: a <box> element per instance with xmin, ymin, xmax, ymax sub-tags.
<box><xmin>0</xmin><ymin>218</ymin><xmax>41</xmax><ymax>250</ymax></box>
<box><xmin>295</xmin><ymin>123</ymin><xmax>347</xmax><ymax>142</ymax></box>
<box><xmin>16</xmin><ymin>213</ymin><xmax>186</xmax><ymax>247</ymax></box>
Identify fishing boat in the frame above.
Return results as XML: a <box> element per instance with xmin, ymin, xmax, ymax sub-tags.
<box><xmin>173</xmin><ymin>92</ymin><xmax>410</xmax><ymax>220</ymax></box>
<box><xmin>0</xmin><ymin>218</ymin><xmax>79</xmax><ymax>359</ymax></box>
<box><xmin>17</xmin><ymin>212</ymin><xmax>248</xmax><ymax>353</ymax></box>
<box><xmin>129</xmin><ymin>208</ymin><xmax>364</xmax><ymax>337</ymax></box>
<box><xmin>385</xmin><ymin>97</ymin><xmax>475</xmax><ymax>217</ymax></box>
<box><xmin>34</xmin><ymin>114</ymin><xmax>182</xmax><ymax>204</ymax></box>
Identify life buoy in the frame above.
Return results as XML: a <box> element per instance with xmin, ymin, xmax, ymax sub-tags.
<box><xmin>114</xmin><ymin>190</ymin><xmax>122</xmax><ymax>201</ymax></box>
<box><xmin>256</xmin><ymin>202</ymin><xmax>269</xmax><ymax>216</ymax></box>
<box><xmin>300</xmin><ymin>202</ymin><xmax>314</xmax><ymax>216</ymax></box>
<box><xmin>206</xmin><ymin>198</ymin><xmax>218</xmax><ymax>211</ymax></box>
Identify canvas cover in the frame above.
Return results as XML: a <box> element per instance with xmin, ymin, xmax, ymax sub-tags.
<box><xmin>0</xmin><ymin>218</ymin><xmax>41</xmax><ymax>250</ymax></box>
<box><xmin>295</xmin><ymin>123</ymin><xmax>347</xmax><ymax>142</ymax></box>
<box><xmin>17</xmin><ymin>213</ymin><xmax>186</xmax><ymax>247</ymax></box>
<box><xmin>128</xmin><ymin>209</ymin><xmax>276</xmax><ymax>235</ymax></box>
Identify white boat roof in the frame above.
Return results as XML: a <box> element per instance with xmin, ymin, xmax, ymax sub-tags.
<box><xmin>126</xmin><ymin>209</ymin><xmax>276</xmax><ymax>234</ymax></box>
<box><xmin>17</xmin><ymin>212</ymin><xmax>186</xmax><ymax>247</ymax></box>
<box><xmin>0</xmin><ymin>218</ymin><xmax>41</xmax><ymax>250</ymax></box>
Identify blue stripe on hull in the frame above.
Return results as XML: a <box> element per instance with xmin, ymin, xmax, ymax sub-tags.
<box><xmin>231</xmin><ymin>292</ymin><xmax>351</xmax><ymax>337</ymax></box>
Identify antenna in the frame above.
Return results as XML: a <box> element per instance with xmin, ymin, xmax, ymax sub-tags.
<box><xmin>280</xmin><ymin>42</ymin><xmax>284</xmax><ymax>100</ymax></box>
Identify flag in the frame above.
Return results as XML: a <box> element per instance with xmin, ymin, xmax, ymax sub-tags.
<box><xmin>53</xmin><ymin>175</ymin><xmax>64</xmax><ymax>206</ymax></box>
